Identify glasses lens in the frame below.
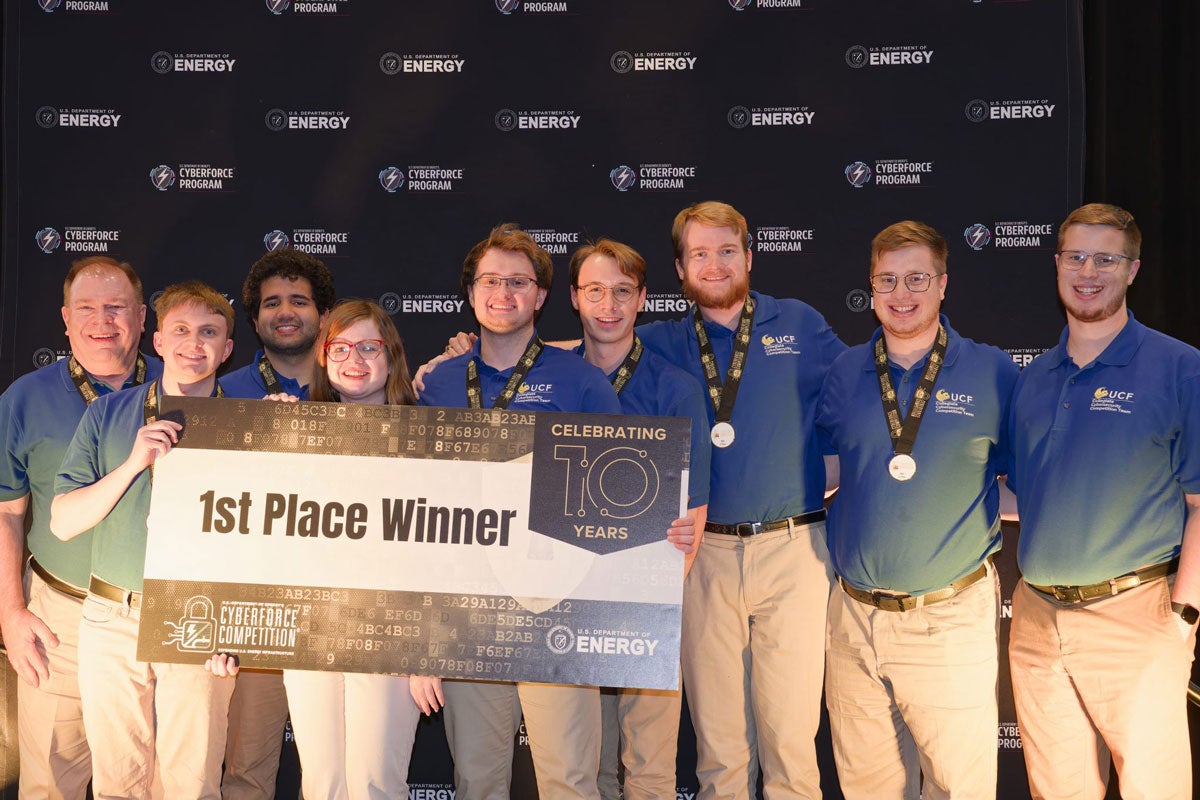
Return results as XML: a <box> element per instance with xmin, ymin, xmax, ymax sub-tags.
<box><xmin>905</xmin><ymin>274</ymin><xmax>932</xmax><ymax>291</ymax></box>
<box><xmin>509</xmin><ymin>277</ymin><xmax>532</xmax><ymax>291</ymax></box>
<box><xmin>327</xmin><ymin>344</ymin><xmax>351</xmax><ymax>361</ymax></box>
<box><xmin>611</xmin><ymin>286</ymin><xmax>636</xmax><ymax>302</ymax></box>
<box><xmin>871</xmin><ymin>275</ymin><xmax>897</xmax><ymax>293</ymax></box>
<box><xmin>358</xmin><ymin>341</ymin><xmax>382</xmax><ymax>359</ymax></box>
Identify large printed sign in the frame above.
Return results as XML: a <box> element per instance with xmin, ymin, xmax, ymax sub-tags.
<box><xmin>136</xmin><ymin>397</ymin><xmax>690</xmax><ymax>690</ymax></box>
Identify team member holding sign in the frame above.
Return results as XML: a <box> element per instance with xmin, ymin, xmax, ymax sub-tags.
<box><xmin>280</xmin><ymin>298</ymin><xmax>425</xmax><ymax>800</ymax></box>
<box><xmin>50</xmin><ymin>281</ymin><xmax>238</xmax><ymax>800</ymax></box>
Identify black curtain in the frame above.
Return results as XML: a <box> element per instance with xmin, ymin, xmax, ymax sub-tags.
<box><xmin>1083</xmin><ymin>1</ymin><xmax>1200</xmax><ymax>347</ymax></box>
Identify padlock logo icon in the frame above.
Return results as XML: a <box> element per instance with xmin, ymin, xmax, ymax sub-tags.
<box><xmin>163</xmin><ymin>595</ymin><xmax>216</xmax><ymax>653</ymax></box>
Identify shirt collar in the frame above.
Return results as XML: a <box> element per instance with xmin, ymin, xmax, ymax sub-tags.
<box><xmin>1046</xmin><ymin>310</ymin><xmax>1143</xmax><ymax>369</ymax></box>
<box><xmin>862</xmin><ymin>314</ymin><xmax>961</xmax><ymax>371</ymax></box>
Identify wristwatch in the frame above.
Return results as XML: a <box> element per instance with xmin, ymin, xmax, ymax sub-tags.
<box><xmin>1171</xmin><ymin>602</ymin><xmax>1199</xmax><ymax>625</ymax></box>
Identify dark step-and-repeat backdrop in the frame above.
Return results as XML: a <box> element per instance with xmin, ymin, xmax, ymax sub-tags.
<box><xmin>1</xmin><ymin>1</ymin><xmax>1083</xmax><ymax>797</ymax></box>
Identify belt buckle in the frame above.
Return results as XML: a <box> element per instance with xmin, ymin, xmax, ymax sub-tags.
<box><xmin>736</xmin><ymin>521</ymin><xmax>765</xmax><ymax>536</ymax></box>
<box><xmin>1108</xmin><ymin>574</ymin><xmax>1141</xmax><ymax>596</ymax></box>
<box><xmin>1053</xmin><ymin>585</ymin><xmax>1084</xmax><ymax>603</ymax></box>
<box><xmin>869</xmin><ymin>590</ymin><xmax>903</xmax><ymax>612</ymax></box>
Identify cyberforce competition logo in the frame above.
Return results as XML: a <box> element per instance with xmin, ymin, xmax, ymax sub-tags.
<box><xmin>845</xmin><ymin>158</ymin><xmax>933</xmax><ymax>188</ymax></box>
<box><xmin>35</xmin><ymin>106</ymin><xmax>120</xmax><ymax>128</ymax></box>
<box><xmin>845</xmin><ymin>44</ymin><xmax>934</xmax><ymax>68</ymax></box>
<box><xmin>378</xmin><ymin>291</ymin><xmax>464</xmax><ymax>315</ymax></box>
<box><xmin>965</xmin><ymin>97</ymin><xmax>1056</xmax><ymax>122</ymax></box>
<box><xmin>933</xmin><ymin>388</ymin><xmax>975</xmax><ymax>417</ymax></box>
<box><xmin>1090</xmin><ymin>386</ymin><xmax>1135</xmax><ymax>415</ymax></box>
<box><xmin>163</xmin><ymin>596</ymin><xmax>300</xmax><ymax>654</ymax></box>
<box><xmin>378</xmin><ymin>165</ymin><xmax>464</xmax><ymax>193</ymax></box>
<box><xmin>494</xmin><ymin>0</ymin><xmax>572</xmax><ymax>14</ymax></box>
<box><xmin>379</xmin><ymin>52</ymin><xmax>465</xmax><ymax>75</ymax></box>
<box><xmin>728</xmin><ymin>0</ymin><xmax>806</xmax><ymax>9</ymax></box>
<box><xmin>263</xmin><ymin>228</ymin><xmax>348</xmax><ymax>256</ymax></box>
<box><xmin>545</xmin><ymin>624</ymin><xmax>660</xmax><ymax>658</ymax></box>
<box><xmin>37</xmin><ymin>0</ymin><xmax>113</xmax><ymax>13</ymax></box>
<box><xmin>610</xmin><ymin>50</ymin><xmax>696</xmax><ymax>73</ymax></box>
<box><xmin>264</xmin><ymin>0</ymin><xmax>349</xmax><ymax>15</ymax></box>
<box><xmin>494</xmin><ymin>108</ymin><xmax>580</xmax><ymax>131</ymax></box>
<box><xmin>151</xmin><ymin>51</ymin><xmax>236</xmax><ymax>73</ymax></box>
<box><xmin>265</xmin><ymin>108</ymin><xmax>350</xmax><ymax>131</ymax></box>
<box><xmin>150</xmin><ymin>164</ymin><xmax>235</xmax><ymax>191</ymax></box>
<box><xmin>753</xmin><ymin>225</ymin><xmax>814</xmax><ymax>254</ymax></box>
<box><xmin>35</xmin><ymin>226</ymin><xmax>121</xmax><ymax>254</ymax></box>
<box><xmin>963</xmin><ymin>221</ymin><xmax>1055</xmax><ymax>250</ymax></box>
<box><xmin>609</xmin><ymin>163</ymin><xmax>696</xmax><ymax>191</ymax></box>
<box><xmin>727</xmin><ymin>105</ymin><xmax>814</xmax><ymax>129</ymax></box>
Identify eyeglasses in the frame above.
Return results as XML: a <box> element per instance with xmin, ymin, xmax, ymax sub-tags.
<box><xmin>1055</xmin><ymin>250</ymin><xmax>1133</xmax><ymax>272</ymax></box>
<box><xmin>576</xmin><ymin>283</ymin><xmax>640</xmax><ymax>304</ymax></box>
<box><xmin>473</xmin><ymin>274</ymin><xmax>537</xmax><ymax>292</ymax></box>
<box><xmin>869</xmin><ymin>273</ymin><xmax>940</xmax><ymax>293</ymax></box>
<box><xmin>326</xmin><ymin>339</ymin><xmax>384</xmax><ymax>362</ymax></box>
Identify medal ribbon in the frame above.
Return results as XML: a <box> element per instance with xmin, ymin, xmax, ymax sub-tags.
<box><xmin>257</xmin><ymin>352</ymin><xmax>284</xmax><ymax>395</ymax></box>
<box><xmin>873</xmin><ymin>324</ymin><xmax>947</xmax><ymax>460</ymax></box>
<box><xmin>141</xmin><ymin>379</ymin><xmax>223</xmax><ymax>481</ymax></box>
<box><xmin>609</xmin><ymin>336</ymin><xmax>644</xmax><ymax>396</ymax></box>
<box><xmin>692</xmin><ymin>297</ymin><xmax>755</xmax><ymax>426</ymax></box>
<box><xmin>466</xmin><ymin>338</ymin><xmax>545</xmax><ymax>409</ymax></box>
<box><xmin>68</xmin><ymin>354</ymin><xmax>147</xmax><ymax>406</ymax></box>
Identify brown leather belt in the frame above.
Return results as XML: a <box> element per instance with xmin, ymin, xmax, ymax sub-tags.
<box><xmin>1027</xmin><ymin>557</ymin><xmax>1178</xmax><ymax>604</ymax></box>
<box><xmin>705</xmin><ymin>509</ymin><xmax>826</xmax><ymax>537</ymax></box>
<box><xmin>840</xmin><ymin>561</ymin><xmax>989</xmax><ymax>613</ymax></box>
<box><xmin>30</xmin><ymin>557</ymin><xmax>87</xmax><ymax>600</ymax></box>
<box><xmin>88</xmin><ymin>575</ymin><xmax>142</xmax><ymax>609</ymax></box>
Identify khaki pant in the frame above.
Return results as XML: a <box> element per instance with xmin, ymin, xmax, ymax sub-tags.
<box><xmin>518</xmin><ymin>682</ymin><xmax>602</xmax><ymax>800</ymax></box>
<box><xmin>442</xmin><ymin>680</ymin><xmax>522</xmax><ymax>800</ymax></box>
<box><xmin>681</xmin><ymin>519</ymin><xmax>833</xmax><ymax>800</ymax></box>
<box><xmin>599</xmin><ymin>684</ymin><xmax>682</xmax><ymax>800</ymax></box>
<box><xmin>221</xmin><ymin>669</ymin><xmax>289</xmax><ymax>800</ymax></box>
<box><xmin>77</xmin><ymin>592</ymin><xmax>234</xmax><ymax>800</ymax></box>
<box><xmin>825</xmin><ymin>565</ymin><xmax>1000</xmax><ymax>800</ymax></box>
<box><xmin>16</xmin><ymin>565</ymin><xmax>91</xmax><ymax>800</ymax></box>
<box><xmin>282</xmin><ymin>670</ymin><xmax>419</xmax><ymax>800</ymax></box>
<box><xmin>1010</xmin><ymin>577</ymin><xmax>1195</xmax><ymax>800</ymax></box>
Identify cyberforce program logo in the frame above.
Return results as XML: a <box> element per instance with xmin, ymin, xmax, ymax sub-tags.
<box><xmin>496</xmin><ymin>0</ymin><xmax>571</xmax><ymax>14</ymax></box>
<box><xmin>406</xmin><ymin>165</ymin><xmax>464</xmax><ymax>192</ymax></box>
<box><xmin>379</xmin><ymin>166</ymin><xmax>404</xmax><ymax>192</ymax></box>
<box><xmin>265</xmin><ymin>0</ymin><xmax>289</xmax><ymax>12</ymax></box>
<box><xmin>754</xmin><ymin>225</ymin><xmax>814</xmax><ymax>253</ymax></box>
<box><xmin>381</xmin><ymin>51</ymin><xmax>466</xmax><ymax>74</ymax></box>
<box><xmin>494</xmin><ymin>108</ymin><xmax>580</xmax><ymax>131</ymax></box>
<box><xmin>730</xmin><ymin>0</ymin><xmax>806</xmax><ymax>9</ymax></box>
<box><xmin>263</xmin><ymin>229</ymin><xmax>291</xmax><ymax>251</ymax></box>
<box><xmin>267</xmin><ymin>0</ymin><xmax>348</xmax><ymax>15</ymax></box>
<box><xmin>291</xmin><ymin>228</ymin><xmax>349</xmax><ymax>256</ymax></box>
<box><xmin>39</xmin><ymin>0</ymin><xmax>114</xmax><ymax>13</ymax></box>
<box><xmin>36</xmin><ymin>106</ymin><xmax>121</xmax><ymax>128</ymax></box>
<box><xmin>965</xmin><ymin>97</ymin><xmax>1056</xmax><ymax>122</ymax></box>
<box><xmin>546</xmin><ymin>625</ymin><xmax>575</xmax><ymax>655</ymax></box>
<box><xmin>149</xmin><ymin>164</ymin><xmax>176</xmax><ymax>190</ymax></box>
<box><xmin>150</xmin><ymin>51</ymin><xmax>237</xmax><ymax>74</ymax></box>
<box><xmin>1090</xmin><ymin>386</ymin><xmax>1135</xmax><ymax>415</ymax></box>
<box><xmin>610</xmin><ymin>165</ymin><xmax>636</xmax><ymax>191</ymax></box>
<box><xmin>933</xmin><ymin>388</ymin><xmax>976</xmax><ymax>417</ymax></box>
<box><xmin>35</xmin><ymin>227</ymin><xmax>62</xmax><ymax>253</ymax></box>
<box><xmin>963</xmin><ymin>223</ymin><xmax>992</xmax><ymax>251</ymax></box>
<box><xmin>610</xmin><ymin>50</ymin><xmax>697</xmax><ymax>73</ymax></box>
<box><xmin>265</xmin><ymin>108</ymin><xmax>350</xmax><ymax>131</ymax></box>
<box><xmin>162</xmin><ymin>596</ymin><xmax>216</xmax><ymax>653</ymax></box>
<box><xmin>528</xmin><ymin>227</ymin><xmax>581</xmax><ymax>256</ymax></box>
<box><xmin>846</xmin><ymin>44</ymin><xmax>934</xmax><ymax>68</ymax></box>
<box><xmin>611</xmin><ymin>163</ymin><xmax>696</xmax><ymax>191</ymax></box>
<box><xmin>38</xmin><ymin>0</ymin><xmax>62</xmax><ymax>10</ymax></box>
<box><xmin>727</xmin><ymin>104</ymin><xmax>814</xmax><ymax>128</ymax></box>
<box><xmin>845</xmin><ymin>161</ymin><xmax>872</xmax><ymax>187</ymax></box>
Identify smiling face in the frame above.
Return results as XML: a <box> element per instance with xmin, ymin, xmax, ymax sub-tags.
<box><xmin>153</xmin><ymin>302</ymin><xmax>234</xmax><ymax>392</ymax></box>
<box><xmin>61</xmin><ymin>265</ymin><xmax>146</xmax><ymax>385</ymax></box>
<box><xmin>675</xmin><ymin>221</ymin><xmax>751</xmax><ymax>311</ymax></box>
<box><xmin>254</xmin><ymin>275</ymin><xmax>325</xmax><ymax>357</ymax></box>
<box><xmin>872</xmin><ymin>244</ymin><xmax>947</xmax><ymax>342</ymax></box>
<box><xmin>570</xmin><ymin>252</ymin><xmax>646</xmax><ymax>348</ymax></box>
<box><xmin>1056</xmin><ymin>223</ymin><xmax>1140</xmax><ymax>325</ymax></box>
<box><xmin>467</xmin><ymin>248</ymin><xmax>547</xmax><ymax>338</ymax></box>
<box><xmin>325</xmin><ymin>318</ymin><xmax>389</xmax><ymax>405</ymax></box>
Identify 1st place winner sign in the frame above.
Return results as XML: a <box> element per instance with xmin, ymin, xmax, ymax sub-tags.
<box><xmin>136</xmin><ymin>397</ymin><xmax>690</xmax><ymax>690</ymax></box>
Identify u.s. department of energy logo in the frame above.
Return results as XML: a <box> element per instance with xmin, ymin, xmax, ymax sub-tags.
<box><xmin>846</xmin><ymin>288</ymin><xmax>871</xmax><ymax>313</ymax></box>
<box><xmin>610</xmin><ymin>165</ymin><xmax>636</xmax><ymax>191</ymax></box>
<box><xmin>727</xmin><ymin>105</ymin><xmax>751</xmax><ymax>129</ymax></box>
<box><xmin>32</xmin><ymin>348</ymin><xmax>58</xmax><ymax>368</ymax></box>
<box><xmin>965</xmin><ymin>99</ymin><xmax>990</xmax><ymax>123</ymax></box>
<box><xmin>845</xmin><ymin>161</ymin><xmax>872</xmax><ymax>187</ymax></box>
<box><xmin>963</xmin><ymin>223</ymin><xmax>992</xmax><ymax>251</ymax></box>
<box><xmin>546</xmin><ymin>625</ymin><xmax>575</xmax><ymax>655</ymax></box>
<box><xmin>150</xmin><ymin>165</ymin><xmax>176</xmax><ymax>191</ymax></box>
<box><xmin>265</xmin><ymin>108</ymin><xmax>287</xmax><ymax>132</ymax></box>
<box><xmin>845</xmin><ymin>45</ymin><xmax>868</xmax><ymax>68</ymax></box>
<box><xmin>494</xmin><ymin>108</ymin><xmax>517</xmax><ymax>132</ymax></box>
<box><xmin>35</xmin><ymin>106</ymin><xmax>59</xmax><ymax>129</ymax></box>
<box><xmin>378</xmin><ymin>166</ymin><xmax>404</xmax><ymax>193</ymax></box>
<box><xmin>380</xmin><ymin>52</ymin><xmax>402</xmax><ymax>75</ymax></box>
<box><xmin>610</xmin><ymin>50</ymin><xmax>633</xmax><ymax>74</ymax></box>
<box><xmin>151</xmin><ymin>51</ymin><xmax>173</xmax><ymax>74</ymax></box>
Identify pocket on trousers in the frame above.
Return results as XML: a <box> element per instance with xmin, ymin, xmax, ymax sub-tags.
<box><xmin>81</xmin><ymin>596</ymin><xmax>116</xmax><ymax>625</ymax></box>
